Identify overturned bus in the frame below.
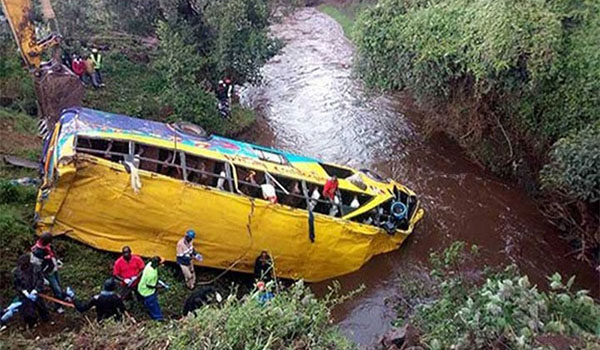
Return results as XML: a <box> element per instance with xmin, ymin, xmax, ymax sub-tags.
<box><xmin>35</xmin><ymin>108</ymin><xmax>424</xmax><ymax>281</ymax></box>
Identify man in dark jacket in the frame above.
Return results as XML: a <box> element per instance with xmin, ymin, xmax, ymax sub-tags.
<box><xmin>253</xmin><ymin>251</ymin><xmax>273</xmax><ymax>282</ymax></box>
<box><xmin>13</xmin><ymin>254</ymin><xmax>50</xmax><ymax>328</ymax></box>
<box><xmin>70</xmin><ymin>278</ymin><xmax>126</xmax><ymax>322</ymax></box>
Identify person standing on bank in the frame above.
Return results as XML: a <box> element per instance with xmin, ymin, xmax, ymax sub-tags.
<box><xmin>176</xmin><ymin>230</ymin><xmax>203</xmax><ymax>290</ymax></box>
<box><xmin>113</xmin><ymin>246</ymin><xmax>145</xmax><ymax>299</ymax></box>
<box><xmin>90</xmin><ymin>48</ymin><xmax>105</xmax><ymax>87</ymax></box>
<box><xmin>30</xmin><ymin>232</ymin><xmax>67</xmax><ymax>313</ymax></box>
<box><xmin>137</xmin><ymin>256</ymin><xmax>166</xmax><ymax>321</ymax></box>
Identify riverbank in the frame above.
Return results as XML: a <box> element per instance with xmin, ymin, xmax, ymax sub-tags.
<box><xmin>318</xmin><ymin>0</ymin><xmax>599</xmax><ymax>265</ymax></box>
<box><xmin>350</xmin><ymin>0</ymin><xmax>600</xmax><ymax>262</ymax></box>
<box><xmin>247</xmin><ymin>6</ymin><xmax>598</xmax><ymax>346</ymax></box>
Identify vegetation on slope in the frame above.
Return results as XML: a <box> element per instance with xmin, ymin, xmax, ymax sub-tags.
<box><xmin>392</xmin><ymin>242</ymin><xmax>600</xmax><ymax>349</ymax></box>
<box><xmin>353</xmin><ymin>0</ymin><xmax>600</xmax><ymax>260</ymax></box>
<box><xmin>0</xmin><ymin>0</ymin><xmax>287</xmax><ymax>338</ymax></box>
<box><xmin>4</xmin><ymin>281</ymin><xmax>353</xmax><ymax>350</ymax></box>
<box><xmin>1</xmin><ymin>0</ymin><xmax>282</xmax><ymax>135</ymax></box>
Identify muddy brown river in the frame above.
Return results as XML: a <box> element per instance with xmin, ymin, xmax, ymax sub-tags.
<box><xmin>242</xmin><ymin>7</ymin><xmax>597</xmax><ymax>347</ymax></box>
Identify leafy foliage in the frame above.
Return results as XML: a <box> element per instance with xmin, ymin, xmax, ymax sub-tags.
<box><xmin>395</xmin><ymin>243</ymin><xmax>600</xmax><ymax>350</ymax></box>
<box><xmin>354</xmin><ymin>0</ymin><xmax>599</xmax><ymax>162</ymax></box>
<box><xmin>541</xmin><ymin>121</ymin><xmax>600</xmax><ymax>203</ymax></box>
<box><xmin>205</xmin><ymin>0</ymin><xmax>282</xmax><ymax>84</ymax></box>
<box><xmin>353</xmin><ymin>0</ymin><xmax>600</xmax><ymax>255</ymax></box>
<box><xmin>154</xmin><ymin>20</ymin><xmax>221</xmax><ymax>132</ymax></box>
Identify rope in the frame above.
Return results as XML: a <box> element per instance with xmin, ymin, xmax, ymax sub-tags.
<box><xmin>197</xmin><ymin>200</ymin><xmax>256</xmax><ymax>285</ymax></box>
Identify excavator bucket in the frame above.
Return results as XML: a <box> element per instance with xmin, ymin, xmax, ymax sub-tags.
<box><xmin>34</xmin><ymin>60</ymin><xmax>85</xmax><ymax>131</ymax></box>
<box><xmin>2</xmin><ymin>0</ymin><xmax>85</xmax><ymax>131</ymax></box>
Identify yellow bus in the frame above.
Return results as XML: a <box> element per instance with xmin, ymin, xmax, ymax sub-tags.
<box><xmin>35</xmin><ymin>108</ymin><xmax>424</xmax><ymax>281</ymax></box>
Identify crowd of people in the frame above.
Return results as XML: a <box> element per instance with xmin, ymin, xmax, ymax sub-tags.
<box><xmin>0</xmin><ymin>229</ymin><xmax>275</xmax><ymax>330</ymax></box>
<box><xmin>62</xmin><ymin>47</ymin><xmax>105</xmax><ymax>89</ymax></box>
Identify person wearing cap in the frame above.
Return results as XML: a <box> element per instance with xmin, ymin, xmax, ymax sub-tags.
<box><xmin>138</xmin><ymin>256</ymin><xmax>165</xmax><ymax>321</ymax></box>
<box><xmin>70</xmin><ymin>278</ymin><xmax>126</xmax><ymax>322</ymax></box>
<box><xmin>176</xmin><ymin>230</ymin><xmax>203</xmax><ymax>290</ymax></box>
<box><xmin>113</xmin><ymin>246</ymin><xmax>145</xmax><ymax>299</ymax></box>
<box><xmin>90</xmin><ymin>47</ymin><xmax>105</xmax><ymax>87</ymax></box>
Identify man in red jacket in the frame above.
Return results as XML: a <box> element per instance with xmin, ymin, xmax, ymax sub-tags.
<box><xmin>113</xmin><ymin>246</ymin><xmax>145</xmax><ymax>299</ymax></box>
<box><xmin>322</xmin><ymin>176</ymin><xmax>340</xmax><ymax>216</ymax></box>
<box><xmin>71</xmin><ymin>55</ymin><xmax>86</xmax><ymax>83</ymax></box>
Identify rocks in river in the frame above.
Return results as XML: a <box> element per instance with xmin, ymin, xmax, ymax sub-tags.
<box><xmin>378</xmin><ymin>324</ymin><xmax>421</xmax><ymax>350</ymax></box>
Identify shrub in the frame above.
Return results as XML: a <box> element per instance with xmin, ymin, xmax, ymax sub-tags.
<box><xmin>204</xmin><ymin>0</ymin><xmax>282</xmax><ymax>84</ymax></box>
<box><xmin>541</xmin><ymin>121</ymin><xmax>600</xmax><ymax>203</ymax></box>
<box><xmin>396</xmin><ymin>243</ymin><xmax>600</xmax><ymax>350</ymax></box>
<box><xmin>154</xmin><ymin>20</ymin><xmax>221</xmax><ymax>133</ymax></box>
<box><xmin>0</xmin><ymin>181</ymin><xmax>37</xmax><ymax>205</ymax></box>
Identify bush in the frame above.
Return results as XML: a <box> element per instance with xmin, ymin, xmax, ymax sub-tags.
<box><xmin>0</xmin><ymin>181</ymin><xmax>37</xmax><ymax>205</ymax></box>
<box><xmin>354</xmin><ymin>0</ymin><xmax>600</xmax><ymax>170</ymax></box>
<box><xmin>205</xmin><ymin>0</ymin><xmax>282</xmax><ymax>84</ymax></box>
<box><xmin>154</xmin><ymin>20</ymin><xmax>221</xmax><ymax>132</ymax></box>
<box><xmin>395</xmin><ymin>243</ymin><xmax>600</xmax><ymax>350</ymax></box>
<box><xmin>541</xmin><ymin>121</ymin><xmax>600</xmax><ymax>203</ymax></box>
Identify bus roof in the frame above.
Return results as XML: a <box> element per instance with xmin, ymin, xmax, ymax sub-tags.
<box><xmin>58</xmin><ymin>108</ymin><xmax>385</xmax><ymax>195</ymax></box>
<box><xmin>60</xmin><ymin>107</ymin><xmax>320</xmax><ymax>164</ymax></box>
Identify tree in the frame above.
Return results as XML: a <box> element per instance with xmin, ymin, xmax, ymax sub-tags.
<box><xmin>154</xmin><ymin>20</ymin><xmax>220</xmax><ymax>132</ymax></box>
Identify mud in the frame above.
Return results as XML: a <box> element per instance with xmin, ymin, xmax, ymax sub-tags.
<box><xmin>241</xmin><ymin>8</ymin><xmax>598</xmax><ymax>347</ymax></box>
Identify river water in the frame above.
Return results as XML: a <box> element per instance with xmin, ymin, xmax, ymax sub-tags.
<box><xmin>241</xmin><ymin>7</ymin><xmax>597</xmax><ymax>347</ymax></box>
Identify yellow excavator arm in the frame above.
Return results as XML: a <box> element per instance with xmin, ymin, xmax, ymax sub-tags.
<box><xmin>1</xmin><ymin>0</ymin><xmax>84</xmax><ymax>132</ymax></box>
<box><xmin>1</xmin><ymin>0</ymin><xmax>61</xmax><ymax>68</ymax></box>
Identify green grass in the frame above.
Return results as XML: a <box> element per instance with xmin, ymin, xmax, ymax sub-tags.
<box><xmin>82</xmin><ymin>52</ymin><xmax>165</xmax><ymax>120</ymax></box>
<box><xmin>0</xmin><ymin>108</ymin><xmax>38</xmax><ymax>135</ymax></box>
<box><xmin>317</xmin><ymin>2</ymin><xmax>373</xmax><ymax>41</ymax></box>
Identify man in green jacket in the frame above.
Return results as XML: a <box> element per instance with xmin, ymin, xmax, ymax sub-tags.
<box><xmin>90</xmin><ymin>48</ymin><xmax>105</xmax><ymax>87</ymax></box>
<box><xmin>137</xmin><ymin>256</ymin><xmax>165</xmax><ymax>321</ymax></box>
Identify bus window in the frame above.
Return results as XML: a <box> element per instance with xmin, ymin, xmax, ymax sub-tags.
<box><xmin>236</xmin><ymin>166</ymin><xmax>266</xmax><ymax>199</ymax></box>
<box><xmin>319</xmin><ymin>163</ymin><xmax>354</xmax><ymax>178</ymax></box>
<box><xmin>76</xmin><ymin>137</ymin><xmax>128</xmax><ymax>163</ymax></box>
<box><xmin>184</xmin><ymin>153</ymin><xmax>231</xmax><ymax>192</ymax></box>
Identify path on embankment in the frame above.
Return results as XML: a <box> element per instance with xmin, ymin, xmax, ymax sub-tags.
<box><xmin>242</xmin><ymin>7</ymin><xmax>597</xmax><ymax>347</ymax></box>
